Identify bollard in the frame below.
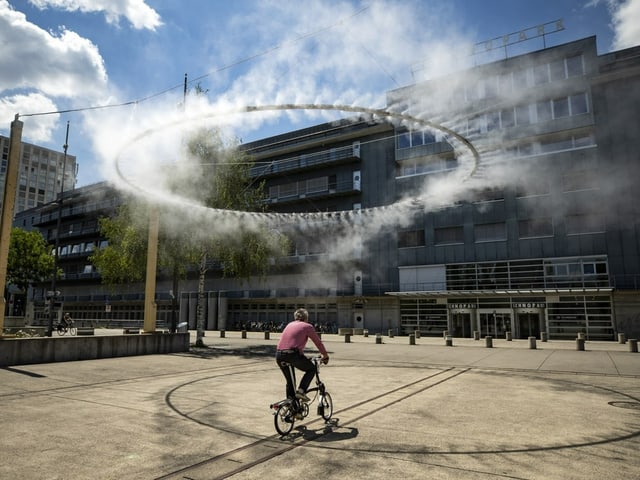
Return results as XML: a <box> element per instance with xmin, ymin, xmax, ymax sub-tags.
<box><xmin>241</xmin><ymin>330</ymin><xmax>247</xmax><ymax>339</ymax></box>
<box><xmin>388</xmin><ymin>329</ymin><xmax>394</xmax><ymax>338</ymax></box>
<box><xmin>409</xmin><ymin>334</ymin><xmax>415</xmax><ymax>345</ymax></box>
<box><xmin>345</xmin><ymin>333</ymin><xmax>351</xmax><ymax>343</ymax></box>
<box><xmin>528</xmin><ymin>336</ymin><xmax>537</xmax><ymax>350</ymax></box>
<box><xmin>364</xmin><ymin>329</ymin><xmax>369</xmax><ymax>337</ymax></box>
<box><xmin>618</xmin><ymin>333</ymin><xmax>626</xmax><ymax>344</ymax></box>
<box><xmin>541</xmin><ymin>332</ymin><xmax>548</xmax><ymax>342</ymax></box>
<box><xmin>375</xmin><ymin>333</ymin><xmax>382</xmax><ymax>344</ymax></box>
<box><xmin>629</xmin><ymin>339</ymin><xmax>638</xmax><ymax>353</ymax></box>
<box><xmin>264</xmin><ymin>331</ymin><xmax>270</xmax><ymax>340</ymax></box>
<box><xmin>485</xmin><ymin>336</ymin><xmax>493</xmax><ymax>348</ymax></box>
<box><xmin>445</xmin><ymin>335</ymin><xmax>453</xmax><ymax>347</ymax></box>
<box><xmin>220</xmin><ymin>329</ymin><xmax>225</xmax><ymax>338</ymax></box>
<box><xmin>474</xmin><ymin>331</ymin><xmax>480</xmax><ymax>341</ymax></box>
<box><xmin>506</xmin><ymin>331</ymin><xmax>512</xmax><ymax>341</ymax></box>
<box><xmin>415</xmin><ymin>330</ymin><xmax>421</xmax><ymax>339</ymax></box>
<box><xmin>577</xmin><ymin>332</ymin><xmax>585</xmax><ymax>340</ymax></box>
<box><xmin>576</xmin><ymin>338</ymin><xmax>585</xmax><ymax>351</ymax></box>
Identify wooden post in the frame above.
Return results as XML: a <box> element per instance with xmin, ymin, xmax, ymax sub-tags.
<box><xmin>143</xmin><ymin>207</ymin><xmax>159</xmax><ymax>332</ymax></box>
<box><xmin>0</xmin><ymin>116</ymin><xmax>23</xmax><ymax>334</ymax></box>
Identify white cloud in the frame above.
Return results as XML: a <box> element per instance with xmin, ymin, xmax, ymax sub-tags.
<box><xmin>27</xmin><ymin>0</ymin><xmax>162</xmax><ymax>30</ymax></box>
<box><xmin>610</xmin><ymin>0</ymin><xmax>640</xmax><ymax>49</ymax></box>
<box><xmin>0</xmin><ymin>1</ymin><xmax>107</xmax><ymax>98</ymax></box>
<box><xmin>0</xmin><ymin>92</ymin><xmax>58</xmax><ymax>141</ymax></box>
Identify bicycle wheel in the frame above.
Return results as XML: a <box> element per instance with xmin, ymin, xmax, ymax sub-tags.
<box><xmin>274</xmin><ymin>403</ymin><xmax>295</xmax><ymax>435</ymax></box>
<box><xmin>57</xmin><ymin>324</ymin><xmax>66</xmax><ymax>335</ymax></box>
<box><xmin>69</xmin><ymin>326</ymin><xmax>77</xmax><ymax>336</ymax></box>
<box><xmin>318</xmin><ymin>392</ymin><xmax>333</xmax><ymax>421</ymax></box>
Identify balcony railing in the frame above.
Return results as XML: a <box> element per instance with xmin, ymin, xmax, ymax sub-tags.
<box><xmin>251</xmin><ymin>145</ymin><xmax>357</xmax><ymax>178</ymax></box>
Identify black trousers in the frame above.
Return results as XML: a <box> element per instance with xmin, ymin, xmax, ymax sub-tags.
<box><xmin>275</xmin><ymin>350</ymin><xmax>315</xmax><ymax>399</ymax></box>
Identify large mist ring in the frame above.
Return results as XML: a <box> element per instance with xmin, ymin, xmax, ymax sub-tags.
<box><xmin>114</xmin><ymin>103</ymin><xmax>480</xmax><ymax>224</ymax></box>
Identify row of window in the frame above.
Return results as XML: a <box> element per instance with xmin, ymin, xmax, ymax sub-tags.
<box><xmin>463</xmin><ymin>54</ymin><xmax>584</xmax><ymax>102</ymax></box>
<box><xmin>399</xmin><ymin>213</ymin><xmax>606</xmax><ymax>247</ymax></box>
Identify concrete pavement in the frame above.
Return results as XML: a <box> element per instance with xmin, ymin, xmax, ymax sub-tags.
<box><xmin>0</xmin><ymin>329</ymin><xmax>639</xmax><ymax>479</ymax></box>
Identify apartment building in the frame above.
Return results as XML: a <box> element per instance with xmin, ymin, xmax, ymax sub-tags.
<box><xmin>14</xmin><ymin>35</ymin><xmax>640</xmax><ymax>339</ymax></box>
<box><xmin>0</xmin><ymin>135</ymin><xmax>76</xmax><ymax>214</ymax></box>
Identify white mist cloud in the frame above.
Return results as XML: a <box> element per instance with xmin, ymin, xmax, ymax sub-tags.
<box><xmin>27</xmin><ymin>0</ymin><xmax>162</xmax><ymax>30</ymax></box>
<box><xmin>610</xmin><ymin>0</ymin><xmax>640</xmax><ymax>49</ymax></box>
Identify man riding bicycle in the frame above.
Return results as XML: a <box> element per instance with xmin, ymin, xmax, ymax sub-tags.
<box><xmin>276</xmin><ymin>308</ymin><xmax>329</xmax><ymax>402</ymax></box>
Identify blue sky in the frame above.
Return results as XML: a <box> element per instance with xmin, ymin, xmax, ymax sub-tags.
<box><xmin>1</xmin><ymin>0</ymin><xmax>639</xmax><ymax>187</ymax></box>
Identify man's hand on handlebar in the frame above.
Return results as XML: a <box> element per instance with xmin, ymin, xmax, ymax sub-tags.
<box><xmin>321</xmin><ymin>355</ymin><xmax>329</xmax><ymax>365</ymax></box>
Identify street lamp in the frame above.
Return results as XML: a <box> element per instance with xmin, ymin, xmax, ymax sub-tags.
<box><xmin>47</xmin><ymin>122</ymin><xmax>69</xmax><ymax>337</ymax></box>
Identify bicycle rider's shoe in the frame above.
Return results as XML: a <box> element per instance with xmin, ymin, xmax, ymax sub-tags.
<box><xmin>295</xmin><ymin>389</ymin><xmax>311</xmax><ymax>402</ymax></box>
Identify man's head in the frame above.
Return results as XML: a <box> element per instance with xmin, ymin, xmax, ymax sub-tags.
<box><xmin>294</xmin><ymin>308</ymin><xmax>308</xmax><ymax>322</ymax></box>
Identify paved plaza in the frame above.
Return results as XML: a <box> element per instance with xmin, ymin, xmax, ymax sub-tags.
<box><xmin>0</xmin><ymin>330</ymin><xmax>639</xmax><ymax>479</ymax></box>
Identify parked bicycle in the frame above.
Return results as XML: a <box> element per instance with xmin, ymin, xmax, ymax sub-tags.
<box><xmin>270</xmin><ymin>356</ymin><xmax>333</xmax><ymax>435</ymax></box>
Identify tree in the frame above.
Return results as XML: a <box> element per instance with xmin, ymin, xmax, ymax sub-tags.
<box><xmin>91</xmin><ymin>128</ymin><xmax>289</xmax><ymax>344</ymax></box>
<box><xmin>7</xmin><ymin>227</ymin><xmax>55</xmax><ymax>294</ymax></box>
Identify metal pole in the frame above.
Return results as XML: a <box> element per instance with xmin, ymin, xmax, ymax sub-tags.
<box><xmin>0</xmin><ymin>115</ymin><xmax>24</xmax><ymax>333</ymax></box>
<box><xmin>47</xmin><ymin>122</ymin><xmax>70</xmax><ymax>336</ymax></box>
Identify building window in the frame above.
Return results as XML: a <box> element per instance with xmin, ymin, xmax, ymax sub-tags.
<box><xmin>397</xmin><ymin>128</ymin><xmax>437</xmax><ymax>149</ymax></box>
<box><xmin>518</xmin><ymin>218</ymin><xmax>553</xmax><ymax>238</ymax></box>
<box><xmin>536</xmin><ymin>100</ymin><xmax>553</xmax><ymax>122</ymax></box>
<box><xmin>435</xmin><ymin>226</ymin><xmax>464</xmax><ymax>245</ymax></box>
<box><xmin>570</xmin><ymin>93</ymin><xmax>588</xmax><ymax>115</ymax></box>
<box><xmin>553</xmin><ymin>97</ymin><xmax>570</xmax><ymax>118</ymax></box>
<box><xmin>565</xmin><ymin>214</ymin><xmax>605</xmax><ymax>235</ymax></box>
<box><xmin>474</xmin><ymin>222</ymin><xmax>506</xmax><ymax>242</ymax></box>
<box><xmin>562</xmin><ymin>170</ymin><xmax>598</xmax><ymax>192</ymax></box>
<box><xmin>398</xmin><ymin>229</ymin><xmax>425</xmax><ymax>248</ymax></box>
<box><xmin>566</xmin><ymin>54</ymin><xmax>584</xmax><ymax>77</ymax></box>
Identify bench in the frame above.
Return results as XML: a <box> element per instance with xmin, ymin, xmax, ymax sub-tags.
<box><xmin>76</xmin><ymin>327</ymin><xmax>95</xmax><ymax>336</ymax></box>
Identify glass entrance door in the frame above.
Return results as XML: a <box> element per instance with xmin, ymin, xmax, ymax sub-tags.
<box><xmin>451</xmin><ymin>312</ymin><xmax>472</xmax><ymax>337</ymax></box>
<box><xmin>517</xmin><ymin>312</ymin><xmax>541</xmax><ymax>339</ymax></box>
<box><xmin>479</xmin><ymin>312</ymin><xmax>511</xmax><ymax>337</ymax></box>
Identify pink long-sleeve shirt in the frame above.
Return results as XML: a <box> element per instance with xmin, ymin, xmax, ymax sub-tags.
<box><xmin>277</xmin><ymin>321</ymin><xmax>328</xmax><ymax>356</ymax></box>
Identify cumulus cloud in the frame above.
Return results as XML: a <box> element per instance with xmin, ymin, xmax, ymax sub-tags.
<box><xmin>610</xmin><ymin>0</ymin><xmax>640</xmax><ymax>49</ymax></box>
<box><xmin>27</xmin><ymin>0</ymin><xmax>162</xmax><ymax>30</ymax></box>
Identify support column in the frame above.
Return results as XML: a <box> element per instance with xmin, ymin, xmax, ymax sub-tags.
<box><xmin>0</xmin><ymin>116</ymin><xmax>23</xmax><ymax>334</ymax></box>
<box><xmin>143</xmin><ymin>207</ymin><xmax>159</xmax><ymax>332</ymax></box>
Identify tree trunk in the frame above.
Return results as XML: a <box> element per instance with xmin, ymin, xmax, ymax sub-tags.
<box><xmin>195</xmin><ymin>252</ymin><xmax>207</xmax><ymax>347</ymax></box>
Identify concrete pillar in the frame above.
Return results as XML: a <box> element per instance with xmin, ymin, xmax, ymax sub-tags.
<box><xmin>220</xmin><ymin>329</ymin><xmax>225</xmax><ymax>338</ymax></box>
<box><xmin>409</xmin><ymin>334</ymin><xmax>415</xmax><ymax>345</ymax></box>
<box><xmin>618</xmin><ymin>333</ymin><xmax>626</xmax><ymax>344</ymax></box>
<box><xmin>541</xmin><ymin>332</ymin><xmax>548</xmax><ymax>342</ymax></box>
<box><xmin>485</xmin><ymin>336</ymin><xmax>493</xmax><ymax>348</ymax></box>
<box><xmin>528</xmin><ymin>336</ymin><xmax>537</xmax><ymax>350</ymax></box>
<box><xmin>576</xmin><ymin>338</ymin><xmax>585</xmax><ymax>351</ymax></box>
<box><xmin>505</xmin><ymin>331</ymin><xmax>512</xmax><ymax>341</ymax></box>
<box><xmin>445</xmin><ymin>335</ymin><xmax>453</xmax><ymax>347</ymax></box>
<box><xmin>628</xmin><ymin>339</ymin><xmax>638</xmax><ymax>353</ymax></box>
<box><xmin>473</xmin><ymin>331</ymin><xmax>480</xmax><ymax>340</ymax></box>
<box><xmin>375</xmin><ymin>333</ymin><xmax>382</xmax><ymax>344</ymax></box>
<box><xmin>345</xmin><ymin>333</ymin><xmax>351</xmax><ymax>343</ymax></box>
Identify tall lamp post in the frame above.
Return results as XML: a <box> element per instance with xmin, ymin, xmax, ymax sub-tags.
<box><xmin>47</xmin><ymin>122</ymin><xmax>69</xmax><ymax>337</ymax></box>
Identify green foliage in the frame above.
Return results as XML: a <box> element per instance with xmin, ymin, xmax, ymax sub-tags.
<box><xmin>91</xmin><ymin>127</ymin><xmax>289</xmax><ymax>287</ymax></box>
<box><xmin>7</xmin><ymin>227</ymin><xmax>56</xmax><ymax>292</ymax></box>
